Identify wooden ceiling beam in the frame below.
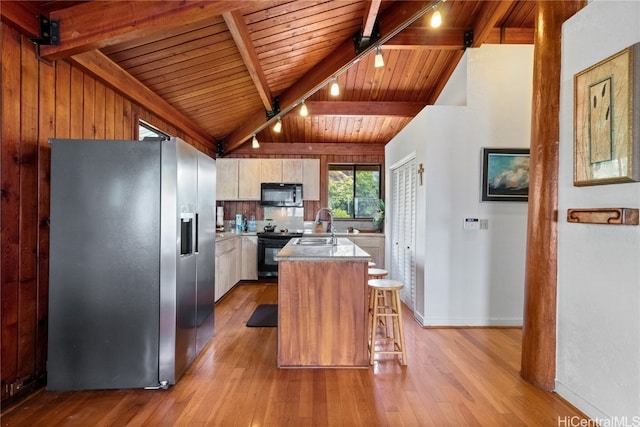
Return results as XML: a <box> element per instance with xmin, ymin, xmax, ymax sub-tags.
<box><xmin>40</xmin><ymin>1</ymin><xmax>251</xmax><ymax>61</ymax></box>
<box><xmin>471</xmin><ymin>0</ymin><xmax>516</xmax><ymax>48</ymax></box>
<box><xmin>386</xmin><ymin>27</ymin><xmax>468</xmax><ymax>50</ymax></box>
<box><xmin>223</xmin><ymin>0</ymin><xmax>440</xmax><ymax>153</ymax></box>
<box><xmin>305</xmin><ymin>101</ymin><xmax>424</xmax><ymax>117</ymax></box>
<box><xmin>223</xmin><ymin>10</ymin><xmax>273</xmax><ymax>112</ymax></box>
<box><xmin>361</xmin><ymin>0</ymin><xmax>382</xmax><ymax>38</ymax></box>
<box><xmin>232</xmin><ymin>142</ymin><xmax>385</xmax><ymax>156</ymax></box>
<box><xmin>485</xmin><ymin>27</ymin><xmax>535</xmax><ymax>45</ymax></box>
<box><xmin>385</xmin><ymin>26</ymin><xmax>534</xmax><ymax>49</ymax></box>
<box><xmin>0</xmin><ymin>1</ymin><xmax>41</xmax><ymax>38</ymax></box>
<box><xmin>69</xmin><ymin>50</ymin><xmax>213</xmax><ymax>149</ymax></box>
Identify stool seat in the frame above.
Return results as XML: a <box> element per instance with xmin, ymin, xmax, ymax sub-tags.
<box><xmin>368</xmin><ymin>268</ymin><xmax>388</xmax><ymax>279</ymax></box>
<box><xmin>368</xmin><ymin>261</ymin><xmax>376</xmax><ymax>267</ymax></box>
<box><xmin>367</xmin><ymin>279</ymin><xmax>407</xmax><ymax>366</ymax></box>
<box><xmin>368</xmin><ymin>278</ymin><xmax>403</xmax><ymax>291</ymax></box>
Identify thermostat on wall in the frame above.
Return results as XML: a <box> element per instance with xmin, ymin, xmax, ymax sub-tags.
<box><xmin>464</xmin><ymin>218</ymin><xmax>480</xmax><ymax>230</ymax></box>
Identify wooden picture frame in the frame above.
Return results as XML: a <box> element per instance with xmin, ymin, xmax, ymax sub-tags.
<box><xmin>481</xmin><ymin>148</ymin><xmax>530</xmax><ymax>202</ymax></box>
<box><xmin>573</xmin><ymin>42</ymin><xmax>640</xmax><ymax>186</ymax></box>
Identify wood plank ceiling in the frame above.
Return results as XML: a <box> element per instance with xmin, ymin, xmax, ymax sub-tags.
<box><xmin>3</xmin><ymin>0</ymin><xmax>535</xmax><ymax>156</ymax></box>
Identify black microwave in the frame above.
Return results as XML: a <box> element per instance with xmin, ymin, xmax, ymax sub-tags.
<box><xmin>260</xmin><ymin>183</ymin><xmax>303</xmax><ymax>207</ymax></box>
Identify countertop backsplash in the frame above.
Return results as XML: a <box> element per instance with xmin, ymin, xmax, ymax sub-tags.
<box><xmin>221</xmin><ymin>206</ymin><xmax>381</xmax><ymax>234</ymax></box>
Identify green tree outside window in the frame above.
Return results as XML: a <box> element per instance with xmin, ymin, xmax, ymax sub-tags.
<box><xmin>328</xmin><ymin>164</ymin><xmax>381</xmax><ymax>219</ymax></box>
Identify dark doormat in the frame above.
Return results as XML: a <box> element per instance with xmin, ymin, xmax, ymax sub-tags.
<box><xmin>246</xmin><ymin>304</ymin><xmax>277</xmax><ymax>327</ymax></box>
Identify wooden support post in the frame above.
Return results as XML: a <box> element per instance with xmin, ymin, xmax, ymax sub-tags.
<box><xmin>521</xmin><ymin>0</ymin><xmax>587</xmax><ymax>391</ymax></box>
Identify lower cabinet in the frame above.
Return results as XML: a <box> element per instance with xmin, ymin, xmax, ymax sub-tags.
<box><xmin>241</xmin><ymin>235</ymin><xmax>258</xmax><ymax>280</ymax></box>
<box><xmin>215</xmin><ymin>236</ymin><xmax>241</xmax><ymax>302</ymax></box>
<box><xmin>348</xmin><ymin>235</ymin><xmax>385</xmax><ymax>268</ymax></box>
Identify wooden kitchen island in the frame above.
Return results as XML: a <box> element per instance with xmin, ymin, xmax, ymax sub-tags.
<box><xmin>275</xmin><ymin>237</ymin><xmax>371</xmax><ymax>368</ymax></box>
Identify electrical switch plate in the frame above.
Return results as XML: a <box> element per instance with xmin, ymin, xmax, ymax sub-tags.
<box><xmin>463</xmin><ymin>218</ymin><xmax>480</xmax><ymax>230</ymax></box>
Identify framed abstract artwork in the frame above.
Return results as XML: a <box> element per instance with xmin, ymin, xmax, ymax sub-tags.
<box><xmin>481</xmin><ymin>148</ymin><xmax>530</xmax><ymax>202</ymax></box>
<box><xmin>573</xmin><ymin>42</ymin><xmax>640</xmax><ymax>186</ymax></box>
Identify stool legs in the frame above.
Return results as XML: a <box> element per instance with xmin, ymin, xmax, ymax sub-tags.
<box><xmin>368</xmin><ymin>284</ymin><xmax>407</xmax><ymax>366</ymax></box>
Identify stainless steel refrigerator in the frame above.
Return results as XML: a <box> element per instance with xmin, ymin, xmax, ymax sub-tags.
<box><xmin>47</xmin><ymin>137</ymin><xmax>216</xmax><ymax>390</ymax></box>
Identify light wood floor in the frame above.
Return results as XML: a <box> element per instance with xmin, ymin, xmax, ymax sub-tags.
<box><xmin>2</xmin><ymin>282</ymin><xmax>588</xmax><ymax>426</ymax></box>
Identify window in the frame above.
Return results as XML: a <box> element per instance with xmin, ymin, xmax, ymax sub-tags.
<box><xmin>138</xmin><ymin>121</ymin><xmax>169</xmax><ymax>141</ymax></box>
<box><xmin>328</xmin><ymin>164</ymin><xmax>381</xmax><ymax>219</ymax></box>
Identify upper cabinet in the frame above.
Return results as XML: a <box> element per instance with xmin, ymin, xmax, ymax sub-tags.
<box><xmin>238</xmin><ymin>159</ymin><xmax>261</xmax><ymax>200</ymax></box>
<box><xmin>216</xmin><ymin>158</ymin><xmax>320</xmax><ymax>201</ymax></box>
<box><xmin>216</xmin><ymin>159</ymin><xmax>238</xmax><ymax>200</ymax></box>
<box><xmin>302</xmin><ymin>159</ymin><xmax>320</xmax><ymax>201</ymax></box>
<box><xmin>260</xmin><ymin>159</ymin><xmax>282</xmax><ymax>183</ymax></box>
<box><xmin>282</xmin><ymin>159</ymin><xmax>303</xmax><ymax>183</ymax></box>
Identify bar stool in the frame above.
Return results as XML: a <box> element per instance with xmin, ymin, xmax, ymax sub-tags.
<box><xmin>368</xmin><ymin>268</ymin><xmax>387</xmax><ymax>279</ymax></box>
<box><xmin>367</xmin><ymin>279</ymin><xmax>407</xmax><ymax>366</ymax></box>
<box><xmin>367</xmin><ymin>268</ymin><xmax>389</xmax><ymax>330</ymax></box>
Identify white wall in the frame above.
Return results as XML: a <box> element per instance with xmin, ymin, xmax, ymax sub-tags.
<box><xmin>557</xmin><ymin>0</ymin><xmax>640</xmax><ymax>419</ymax></box>
<box><xmin>386</xmin><ymin>44</ymin><xmax>533</xmax><ymax>326</ymax></box>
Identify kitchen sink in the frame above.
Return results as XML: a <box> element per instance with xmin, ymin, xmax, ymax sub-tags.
<box><xmin>295</xmin><ymin>237</ymin><xmax>337</xmax><ymax>246</ymax></box>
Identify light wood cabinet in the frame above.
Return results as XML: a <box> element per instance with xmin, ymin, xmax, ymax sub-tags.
<box><xmin>241</xmin><ymin>235</ymin><xmax>258</xmax><ymax>280</ymax></box>
<box><xmin>282</xmin><ymin>159</ymin><xmax>303</xmax><ymax>183</ymax></box>
<box><xmin>238</xmin><ymin>159</ymin><xmax>261</xmax><ymax>200</ymax></box>
<box><xmin>215</xmin><ymin>236</ymin><xmax>241</xmax><ymax>302</ymax></box>
<box><xmin>260</xmin><ymin>159</ymin><xmax>282</xmax><ymax>183</ymax></box>
<box><xmin>302</xmin><ymin>159</ymin><xmax>320</xmax><ymax>200</ymax></box>
<box><xmin>348</xmin><ymin>235</ymin><xmax>385</xmax><ymax>268</ymax></box>
<box><xmin>216</xmin><ymin>157</ymin><xmax>320</xmax><ymax>201</ymax></box>
<box><xmin>216</xmin><ymin>158</ymin><xmax>238</xmax><ymax>200</ymax></box>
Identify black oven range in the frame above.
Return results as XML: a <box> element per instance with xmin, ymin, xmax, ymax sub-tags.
<box><xmin>257</xmin><ymin>230</ymin><xmax>303</xmax><ymax>279</ymax></box>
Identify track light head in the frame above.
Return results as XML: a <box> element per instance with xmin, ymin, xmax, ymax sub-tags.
<box><xmin>252</xmin><ymin>134</ymin><xmax>259</xmax><ymax>148</ymax></box>
<box><xmin>273</xmin><ymin>117</ymin><xmax>282</xmax><ymax>133</ymax></box>
<box><xmin>330</xmin><ymin>79</ymin><xmax>340</xmax><ymax>96</ymax></box>
<box><xmin>374</xmin><ymin>46</ymin><xmax>384</xmax><ymax>68</ymax></box>
<box><xmin>300</xmin><ymin>100</ymin><xmax>308</xmax><ymax>117</ymax></box>
<box><xmin>430</xmin><ymin>10</ymin><xmax>442</xmax><ymax>28</ymax></box>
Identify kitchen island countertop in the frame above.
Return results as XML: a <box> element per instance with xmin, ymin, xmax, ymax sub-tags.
<box><xmin>274</xmin><ymin>237</ymin><xmax>371</xmax><ymax>261</ymax></box>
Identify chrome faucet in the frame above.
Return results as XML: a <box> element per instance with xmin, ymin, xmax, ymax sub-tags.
<box><xmin>315</xmin><ymin>207</ymin><xmax>335</xmax><ymax>242</ymax></box>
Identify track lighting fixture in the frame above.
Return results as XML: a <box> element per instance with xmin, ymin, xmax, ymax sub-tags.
<box><xmin>374</xmin><ymin>46</ymin><xmax>384</xmax><ymax>68</ymax></box>
<box><xmin>273</xmin><ymin>117</ymin><xmax>282</xmax><ymax>133</ymax></box>
<box><xmin>430</xmin><ymin>10</ymin><xmax>442</xmax><ymax>28</ymax></box>
<box><xmin>330</xmin><ymin>78</ymin><xmax>340</xmax><ymax>96</ymax></box>
<box><xmin>252</xmin><ymin>134</ymin><xmax>259</xmax><ymax>148</ymax></box>
<box><xmin>299</xmin><ymin>100</ymin><xmax>308</xmax><ymax>117</ymax></box>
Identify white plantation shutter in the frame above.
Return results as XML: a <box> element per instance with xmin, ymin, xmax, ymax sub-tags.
<box><xmin>390</xmin><ymin>158</ymin><xmax>417</xmax><ymax>310</ymax></box>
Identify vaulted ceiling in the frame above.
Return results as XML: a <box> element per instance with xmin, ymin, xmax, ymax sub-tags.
<box><xmin>2</xmin><ymin>1</ymin><xmax>536</xmax><ymax>156</ymax></box>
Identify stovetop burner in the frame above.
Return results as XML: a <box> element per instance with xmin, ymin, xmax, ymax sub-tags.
<box><xmin>257</xmin><ymin>230</ymin><xmax>303</xmax><ymax>238</ymax></box>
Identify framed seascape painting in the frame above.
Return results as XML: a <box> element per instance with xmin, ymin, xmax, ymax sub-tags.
<box><xmin>481</xmin><ymin>148</ymin><xmax>530</xmax><ymax>202</ymax></box>
<box><xmin>573</xmin><ymin>42</ymin><xmax>640</xmax><ymax>186</ymax></box>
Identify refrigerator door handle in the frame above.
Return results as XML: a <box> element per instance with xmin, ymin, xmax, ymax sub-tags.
<box><xmin>195</xmin><ymin>213</ymin><xmax>199</xmax><ymax>254</ymax></box>
<box><xmin>180</xmin><ymin>212</ymin><xmax>195</xmax><ymax>256</ymax></box>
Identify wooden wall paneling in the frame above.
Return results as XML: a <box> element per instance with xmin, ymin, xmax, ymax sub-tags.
<box><xmin>70</xmin><ymin>66</ymin><xmax>84</xmax><ymax>139</ymax></box>
<box><xmin>123</xmin><ymin>97</ymin><xmax>134</xmax><ymax>139</ymax></box>
<box><xmin>83</xmin><ymin>74</ymin><xmax>95</xmax><ymax>138</ymax></box>
<box><xmin>104</xmin><ymin>87</ymin><xmax>115</xmax><ymax>139</ymax></box>
<box><xmin>1</xmin><ymin>23</ymin><xmax>22</xmax><ymax>402</ymax></box>
<box><xmin>18</xmin><ymin>35</ymin><xmax>39</xmax><ymax>381</ymax></box>
<box><xmin>37</xmin><ymin>56</ymin><xmax>55</xmax><ymax>376</ymax></box>
<box><xmin>113</xmin><ymin>92</ymin><xmax>125</xmax><ymax>139</ymax></box>
<box><xmin>94</xmin><ymin>80</ymin><xmax>106</xmax><ymax>139</ymax></box>
<box><xmin>55</xmin><ymin>60</ymin><xmax>71</xmax><ymax>139</ymax></box>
